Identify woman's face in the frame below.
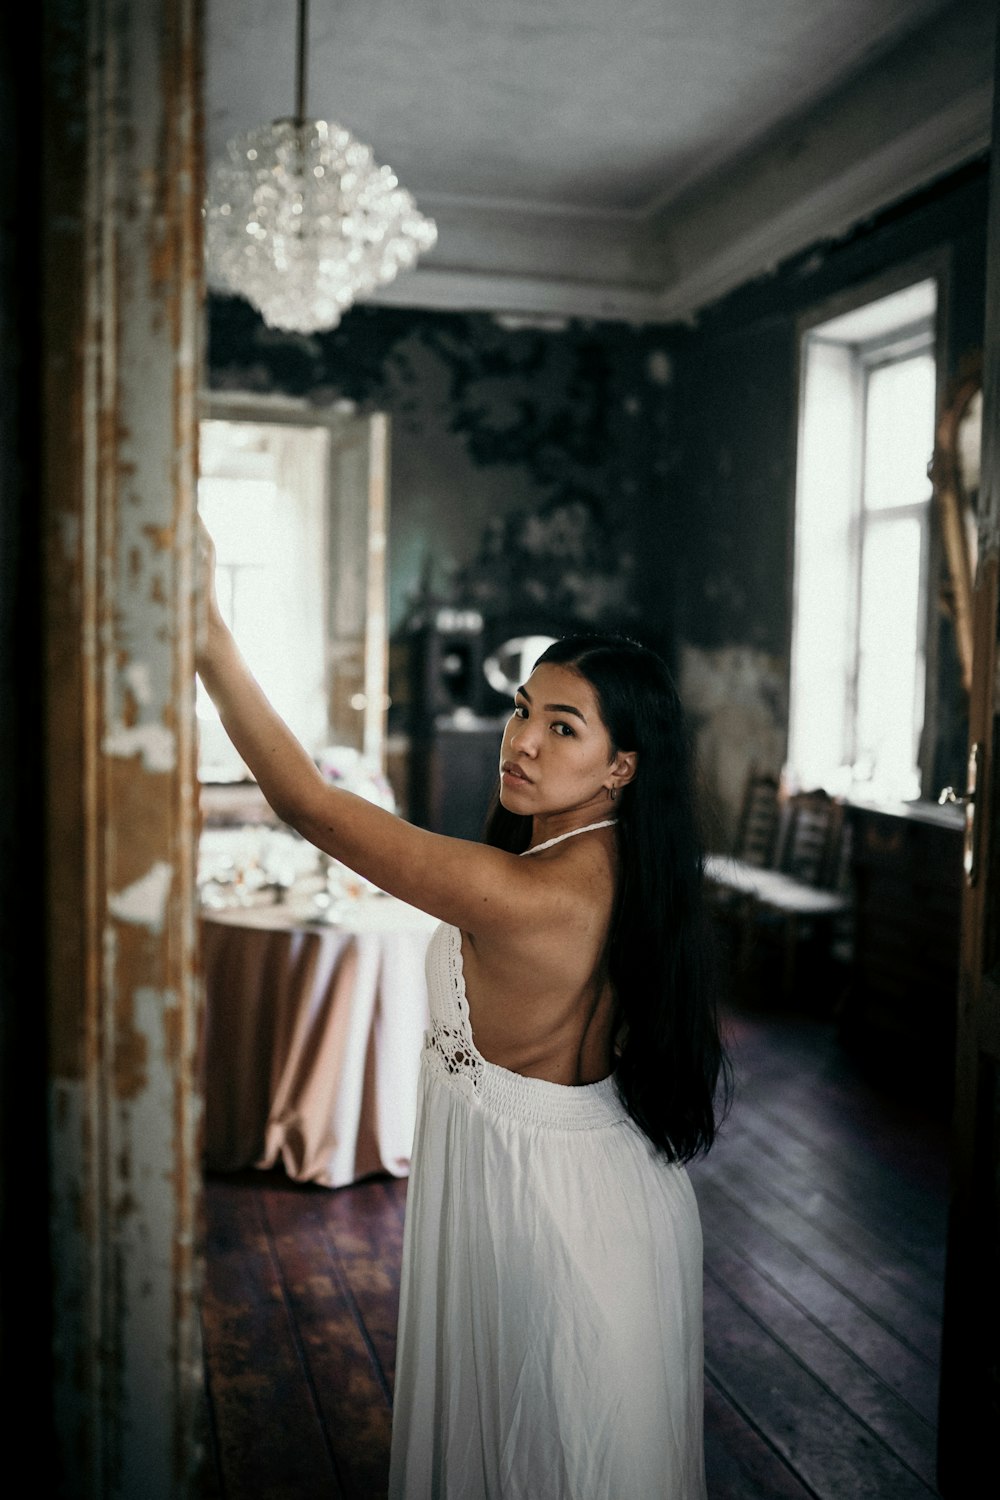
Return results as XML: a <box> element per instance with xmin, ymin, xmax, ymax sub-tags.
<box><xmin>498</xmin><ymin>662</ymin><xmax>630</xmax><ymax>816</ymax></box>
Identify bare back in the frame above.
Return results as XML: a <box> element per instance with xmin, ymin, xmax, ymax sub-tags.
<box><xmin>459</xmin><ymin>820</ymin><xmax>620</xmax><ymax>1086</ymax></box>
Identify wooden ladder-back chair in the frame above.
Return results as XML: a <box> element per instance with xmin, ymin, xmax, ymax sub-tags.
<box><xmin>704</xmin><ymin>766</ymin><xmax>781</xmax><ymax>933</ymax></box>
<box><xmin>774</xmin><ymin>788</ymin><xmax>845</xmax><ymax>889</ymax></box>
<box><xmin>705</xmin><ymin>775</ymin><xmax>852</xmax><ymax>1004</ymax></box>
<box><xmin>704</xmin><ymin>768</ymin><xmax>781</xmax><ymax>884</ymax></box>
<box><xmin>747</xmin><ymin>788</ymin><xmax>852</xmax><ymax>1002</ymax></box>
<box><xmin>734</xmin><ymin>769</ymin><xmax>782</xmax><ymax>869</ymax></box>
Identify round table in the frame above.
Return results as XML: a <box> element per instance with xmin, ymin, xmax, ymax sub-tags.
<box><xmin>200</xmin><ymin>893</ymin><xmax>438</xmax><ymax>1188</ymax></box>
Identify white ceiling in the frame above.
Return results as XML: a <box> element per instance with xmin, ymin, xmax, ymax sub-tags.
<box><xmin>204</xmin><ymin>0</ymin><xmax>996</xmax><ymax>323</ymax></box>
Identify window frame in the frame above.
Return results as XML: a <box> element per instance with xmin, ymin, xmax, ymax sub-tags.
<box><xmin>197</xmin><ymin>391</ymin><xmax>392</xmax><ymax>783</ymax></box>
<box><xmin>788</xmin><ymin>252</ymin><xmax>949</xmax><ymax>803</ymax></box>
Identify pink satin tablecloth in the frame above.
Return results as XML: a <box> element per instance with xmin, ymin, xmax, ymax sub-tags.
<box><xmin>200</xmin><ymin>895</ymin><xmax>437</xmax><ymax>1187</ymax></box>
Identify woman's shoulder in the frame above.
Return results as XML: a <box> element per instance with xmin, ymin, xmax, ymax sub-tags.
<box><xmin>503</xmin><ymin>824</ymin><xmax>618</xmax><ymax>933</ymax></box>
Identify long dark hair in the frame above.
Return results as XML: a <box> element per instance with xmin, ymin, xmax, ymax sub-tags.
<box><xmin>482</xmin><ymin>632</ymin><xmax>731</xmax><ymax>1162</ymax></box>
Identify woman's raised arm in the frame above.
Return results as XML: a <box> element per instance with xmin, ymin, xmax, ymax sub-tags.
<box><xmin>194</xmin><ymin>520</ymin><xmax>554</xmax><ymax>934</ymax></box>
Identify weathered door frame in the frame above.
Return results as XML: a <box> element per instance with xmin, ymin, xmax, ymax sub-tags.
<box><xmin>42</xmin><ymin>3</ymin><xmax>205</xmax><ymax>1495</ymax></box>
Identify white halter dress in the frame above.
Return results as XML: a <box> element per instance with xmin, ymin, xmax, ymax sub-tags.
<box><xmin>388</xmin><ymin>822</ymin><xmax>706</xmax><ymax>1499</ymax></box>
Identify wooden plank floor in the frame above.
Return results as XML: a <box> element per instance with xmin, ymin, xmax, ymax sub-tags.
<box><xmin>197</xmin><ymin>991</ymin><xmax>950</xmax><ymax>1499</ymax></box>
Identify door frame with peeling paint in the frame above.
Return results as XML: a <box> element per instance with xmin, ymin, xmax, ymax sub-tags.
<box><xmin>42</xmin><ymin>4</ymin><xmax>205</xmax><ymax>1496</ymax></box>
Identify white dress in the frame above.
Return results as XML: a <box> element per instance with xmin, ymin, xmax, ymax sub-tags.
<box><xmin>388</xmin><ymin>822</ymin><xmax>707</xmax><ymax>1500</ymax></box>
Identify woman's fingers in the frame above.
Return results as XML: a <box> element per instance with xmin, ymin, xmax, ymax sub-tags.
<box><xmin>194</xmin><ymin>515</ymin><xmax>221</xmax><ymax>664</ymax></box>
<box><xmin>196</xmin><ymin>515</ymin><xmax>219</xmax><ymax>602</ymax></box>
<box><xmin>196</xmin><ymin>513</ymin><xmax>216</xmax><ymax>568</ymax></box>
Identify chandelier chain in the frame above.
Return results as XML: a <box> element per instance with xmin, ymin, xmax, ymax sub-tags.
<box><xmin>295</xmin><ymin>0</ymin><xmax>308</xmax><ymax>126</ymax></box>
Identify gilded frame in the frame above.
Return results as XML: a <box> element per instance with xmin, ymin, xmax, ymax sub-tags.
<box><xmin>930</xmin><ymin>353</ymin><xmax>982</xmax><ymax>694</ymax></box>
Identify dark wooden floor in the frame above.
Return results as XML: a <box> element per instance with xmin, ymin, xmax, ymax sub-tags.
<box><xmin>198</xmin><ymin>977</ymin><xmax>951</xmax><ymax>1499</ymax></box>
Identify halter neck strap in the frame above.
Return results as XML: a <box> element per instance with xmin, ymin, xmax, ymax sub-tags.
<box><xmin>521</xmin><ymin>818</ymin><xmax>618</xmax><ymax>856</ymax></box>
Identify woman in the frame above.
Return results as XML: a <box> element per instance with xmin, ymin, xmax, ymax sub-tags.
<box><xmin>195</xmin><ymin>520</ymin><xmax>729</xmax><ymax>1498</ymax></box>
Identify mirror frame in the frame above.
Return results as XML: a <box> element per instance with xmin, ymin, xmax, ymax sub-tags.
<box><xmin>930</xmin><ymin>353</ymin><xmax>982</xmax><ymax>695</ymax></box>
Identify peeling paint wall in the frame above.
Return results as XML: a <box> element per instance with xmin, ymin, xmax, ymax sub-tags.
<box><xmin>679</xmin><ymin>644</ymin><xmax>788</xmax><ymax>851</ymax></box>
<box><xmin>42</xmin><ymin>3</ymin><xmax>205</xmax><ymax>1496</ymax></box>
<box><xmin>207</xmin><ymin>299</ymin><xmax>680</xmax><ymax>651</ymax></box>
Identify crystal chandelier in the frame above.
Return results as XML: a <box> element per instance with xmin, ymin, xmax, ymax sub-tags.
<box><xmin>205</xmin><ymin>0</ymin><xmax>437</xmax><ymax>334</ymax></box>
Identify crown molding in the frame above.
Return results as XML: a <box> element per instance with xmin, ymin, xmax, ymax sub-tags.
<box><xmin>364</xmin><ymin>0</ymin><xmax>995</xmax><ymax>327</ymax></box>
<box><xmin>366</xmin><ymin>266</ymin><xmax>670</xmax><ymax>325</ymax></box>
<box><xmin>651</xmin><ymin>83</ymin><xmax>993</xmax><ymax>323</ymax></box>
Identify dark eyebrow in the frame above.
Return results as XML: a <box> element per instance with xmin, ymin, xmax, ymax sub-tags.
<box><xmin>516</xmin><ymin>684</ymin><xmax>587</xmax><ymax>724</ymax></box>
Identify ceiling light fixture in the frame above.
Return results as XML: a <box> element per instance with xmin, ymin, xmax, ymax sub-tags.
<box><xmin>204</xmin><ymin>0</ymin><xmax>437</xmax><ymax>334</ymax></box>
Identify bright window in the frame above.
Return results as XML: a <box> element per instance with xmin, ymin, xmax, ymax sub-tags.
<box><xmin>197</xmin><ymin>419</ymin><xmax>329</xmax><ymax>780</ymax></box>
<box><xmin>788</xmin><ymin>279</ymin><xmax>938</xmax><ymax>804</ymax></box>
